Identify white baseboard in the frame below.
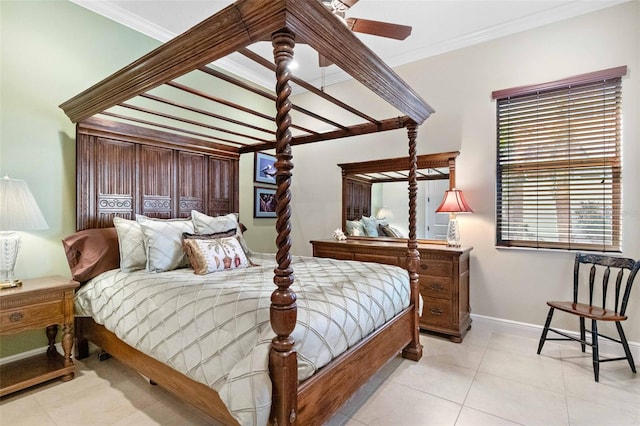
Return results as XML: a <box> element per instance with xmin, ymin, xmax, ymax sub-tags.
<box><xmin>2</xmin><ymin>316</ymin><xmax>638</xmax><ymax>367</ymax></box>
<box><xmin>470</xmin><ymin>313</ymin><xmax>640</xmax><ymax>361</ymax></box>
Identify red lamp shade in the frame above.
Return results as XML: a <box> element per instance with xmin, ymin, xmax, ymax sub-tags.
<box><xmin>435</xmin><ymin>189</ymin><xmax>473</xmax><ymax>213</ymax></box>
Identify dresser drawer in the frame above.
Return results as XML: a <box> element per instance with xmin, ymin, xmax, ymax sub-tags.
<box><xmin>420</xmin><ymin>299</ymin><xmax>452</xmax><ymax>328</ymax></box>
<box><xmin>314</xmin><ymin>249</ymin><xmax>354</xmax><ymax>261</ymax></box>
<box><xmin>417</xmin><ymin>259</ymin><xmax>452</xmax><ymax>277</ymax></box>
<box><xmin>0</xmin><ymin>301</ymin><xmax>64</xmax><ymax>334</ymax></box>
<box><xmin>419</xmin><ymin>276</ymin><xmax>452</xmax><ymax>299</ymax></box>
<box><xmin>354</xmin><ymin>253</ymin><xmax>399</xmax><ymax>266</ymax></box>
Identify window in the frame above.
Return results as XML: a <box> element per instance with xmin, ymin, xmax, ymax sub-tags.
<box><xmin>492</xmin><ymin>66</ymin><xmax>626</xmax><ymax>252</ymax></box>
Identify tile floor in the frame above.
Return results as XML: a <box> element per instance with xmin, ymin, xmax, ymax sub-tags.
<box><xmin>1</xmin><ymin>321</ymin><xmax>638</xmax><ymax>426</ymax></box>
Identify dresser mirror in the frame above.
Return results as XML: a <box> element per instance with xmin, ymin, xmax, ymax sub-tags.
<box><xmin>339</xmin><ymin>151</ymin><xmax>459</xmax><ymax>243</ymax></box>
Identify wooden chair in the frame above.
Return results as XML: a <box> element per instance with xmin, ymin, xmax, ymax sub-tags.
<box><xmin>537</xmin><ymin>253</ymin><xmax>640</xmax><ymax>382</ymax></box>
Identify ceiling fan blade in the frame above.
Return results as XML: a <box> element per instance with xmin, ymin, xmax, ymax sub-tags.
<box><xmin>318</xmin><ymin>53</ymin><xmax>334</xmax><ymax>68</ymax></box>
<box><xmin>345</xmin><ymin>17</ymin><xmax>412</xmax><ymax>40</ymax></box>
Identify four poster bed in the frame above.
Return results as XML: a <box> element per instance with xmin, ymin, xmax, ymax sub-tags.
<box><xmin>59</xmin><ymin>0</ymin><xmax>434</xmax><ymax>424</ymax></box>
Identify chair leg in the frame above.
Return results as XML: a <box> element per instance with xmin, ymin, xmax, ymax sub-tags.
<box><xmin>579</xmin><ymin>317</ymin><xmax>586</xmax><ymax>353</ymax></box>
<box><xmin>537</xmin><ymin>307</ymin><xmax>555</xmax><ymax>355</ymax></box>
<box><xmin>615</xmin><ymin>322</ymin><xmax>637</xmax><ymax>373</ymax></box>
<box><xmin>591</xmin><ymin>319</ymin><xmax>599</xmax><ymax>382</ymax></box>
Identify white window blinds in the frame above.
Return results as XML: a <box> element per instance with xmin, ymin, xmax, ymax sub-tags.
<box><xmin>493</xmin><ymin>66</ymin><xmax>626</xmax><ymax>251</ymax></box>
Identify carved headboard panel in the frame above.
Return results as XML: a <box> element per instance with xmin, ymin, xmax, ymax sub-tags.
<box><xmin>76</xmin><ymin>118</ymin><xmax>240</xmax><ymax>230</ymax></box>
<box><xmin>344</xmin><ymin>177</ymin><xmax>372</xmax><ymax>221</ymax></box>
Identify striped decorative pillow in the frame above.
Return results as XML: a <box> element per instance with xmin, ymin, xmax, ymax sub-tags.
<box><xmin>183</xmin><ymin>235</ymin><xmax>250</xmax><ymax>275</ymax></box>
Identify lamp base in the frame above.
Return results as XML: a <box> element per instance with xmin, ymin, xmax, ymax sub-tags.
<box><xmin>446</xmin><ymin>214</ymin><xmax>461</xmax><ymax>248</ymax></box>
<box><xmin>0</xmin><ymin>280</ymin><xmax>22</xmax><ymax>290</ymax></box>
<box><xmin>0</xmin><ymin>232</ymin><xmax>21</xmax><ymax>285</ymax></box>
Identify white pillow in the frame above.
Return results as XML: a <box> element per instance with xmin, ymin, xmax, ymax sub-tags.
<box><xmin>191</xmin><ymin>210</ymin><xmax>251</xmax><ymax>254</ymax></box>
<box><xmin>345</xmin><ymin>219</ymin><xmax>365</xmax><ymax>236</ymax></box>
<box><xmin>192</xmin><ymin>210</ymin><xmax>238</xmax><ymax>233</ymax></box>
<box><xmin>136</xmin><ymin>215</ymin><xmax>194</xmax><ymax>272</ymax></box>
<box><xmin>113</xmin><ymin>216</ymin><xmax>146</xmax><ymax>272</ymax></box>
<box><xmin>361</xmin><ymin>216</ymin><xmax>380</xmax><ymax>237</ymax></box>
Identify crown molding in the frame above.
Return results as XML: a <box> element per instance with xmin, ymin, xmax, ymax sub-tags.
<box><xmin>71</xmin><ymin>0</ymin><xmax>630</xmax><ymax>93</ymax></box>
<box><xmin>70</xmin><ymin>0</ymin><xmax>278</xmax><ymax>91</ymax></box>
<box><xmin>70</xmin><ymin>0</ymin><xmax>175</xmax><ymax>42</ymax></box>
<box><xmin>385</xmin><ymin>0</ymin><xmax>629</xmax><ymax>68</ymax></box>
<box><xmin>308</xmin><ymin>0</ymin><xmax>629</xmax><ymax>89</ymax></box>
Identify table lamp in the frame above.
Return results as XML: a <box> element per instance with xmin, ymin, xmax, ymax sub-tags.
<box><xmin>0</xmin><ymin>176</ymin><xmax>49</xmax><ymax>287</ymax></box>
<box><xmin>435</xmin><ymin>188</ymin><xmax>473</xmax><ymax>247</ymax></box>
<box><xmin>376</xmin><ymin>206</ymin><xmax>394</xmax><ymax>220</ymax></box>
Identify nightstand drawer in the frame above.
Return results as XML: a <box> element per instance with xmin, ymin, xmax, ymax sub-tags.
<box><xmin>417</xmin><ymin>259</ymin><xmax>452</xmax><ymax>277</ymax></box>
<box><xmin>1</xmin><ymin>301</ymin><xmax>64</xmax><ymax>334</ymax></box>
<box><xmin>420</xmin><ymin>276</ymin><xmax>452</xmax><ymax>299</ymax></box>
<box><xmin>420</xmin><ymin>299</ymin><xmax>452</xmax><ymax>328</ymax></box>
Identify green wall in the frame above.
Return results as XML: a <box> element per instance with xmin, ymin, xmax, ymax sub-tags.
<box><xmin>0</xmin><ymin>0</ymin><xmax>160</xmax><ymax>358</ymax></box>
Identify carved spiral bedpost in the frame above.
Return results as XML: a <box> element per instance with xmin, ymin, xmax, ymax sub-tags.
<box><xmin>270</xmin><ymin>28</ymin><xmax>298</xmax><ymax>425</ymax></box>
<box><xmin>402</xmin><ymin>120</ymin><xmax>423</xmax><ymax>361</ymax></box>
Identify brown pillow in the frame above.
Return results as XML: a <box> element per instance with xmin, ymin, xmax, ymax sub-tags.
<box><xmin>182</xmin><ymin>228</ymin><xmax>237</xmax><ymax>240</ymax></box>
<box><xmin>381</xmin><ymin>224</ymin><xmax>405</xmax><ymax>238</ymax></box>
<box><xmin>62</xmin><ymin>227</ymin><xmax>120</xmax><ymax>283</ymax></box>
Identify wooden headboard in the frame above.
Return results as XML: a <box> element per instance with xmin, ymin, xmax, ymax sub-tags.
<box><xmin>75</xmin><ymin>117</ymin><xmax>240</xmax><ymax>230</ymax></box>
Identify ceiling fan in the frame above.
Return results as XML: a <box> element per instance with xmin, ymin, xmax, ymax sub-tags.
<box><xmin>319</xmin><ymin>0</ymin><xmax>412</xmax><ymax>67</ymax></box>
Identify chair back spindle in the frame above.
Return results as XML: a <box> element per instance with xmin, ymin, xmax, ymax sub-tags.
<box><xmin>614</xmin><ymin>268</ymin><xmax>624</xmax><ymax>313</ymax></box>
<box><xmin>600</xmin><ymin>266</ymin><xmax>609</xmax><ymax>308</ymax></box>
<box><xmin>588</xmin><ymin>264</ymin><xmax>596</xmax><ymax>307</ymax></box>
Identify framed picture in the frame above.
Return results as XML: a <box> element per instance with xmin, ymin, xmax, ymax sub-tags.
<box><xmin>254</xmin><ymin>152</ymin><xmax>277</xmax><ymax>184</ymax></box>
<box><xmin>254</xmin><ymin>187</ymin><xmax>277</xmax><ymax>218</ymax></box>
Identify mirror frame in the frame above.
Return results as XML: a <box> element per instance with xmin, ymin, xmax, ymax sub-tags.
<box><xmin>339</xmin><ymin>151</ymin><xmax>460</xmax><ymax>244</ymax></box>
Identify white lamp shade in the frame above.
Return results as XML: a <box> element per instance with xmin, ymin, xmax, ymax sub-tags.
<box><xmin>0</xmin><ymin>177</ymin><xmax>49</xmax><ymax>231</ymax></box>
<box><xmin>376</xmin><ymin>206</ymin><xmax>394</xmax><ymax>220</ymax></box>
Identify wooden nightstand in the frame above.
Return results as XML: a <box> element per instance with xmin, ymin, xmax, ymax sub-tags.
<box><xmin>0</xmin><ymin>276</ymin><xmax>79</xmax><ymax>396</ymax></box>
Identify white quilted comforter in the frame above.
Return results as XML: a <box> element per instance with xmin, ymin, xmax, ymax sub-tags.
<box><xmin>75</xmin><ymin>253</ymin><xmax>410</xmax><ymax>425</ymax></box>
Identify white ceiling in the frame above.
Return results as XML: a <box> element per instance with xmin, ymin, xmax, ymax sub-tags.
<box><xmin>71</xmin><ymin>0</ymin><xmax>627</xmax><ymax>90</ymax></box>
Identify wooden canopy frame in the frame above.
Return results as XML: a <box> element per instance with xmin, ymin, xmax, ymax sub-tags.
<box><xmin>60</xmin><ymin>0</ymin><xmax>435</xmax><ymax>424</ymax></box>
<box><xmin>60</xmin><ymin>0</ymin><xmax>433</xmax><ymax>152</ymax></box>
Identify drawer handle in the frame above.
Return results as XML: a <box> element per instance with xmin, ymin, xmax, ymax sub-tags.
<box><xmin>10</xmin><ymin>312</ymin><xmax>24</xmax><ymax>322</ymax></box>
<box><xmin>429</xmin><ymin>307</ymin><xmax>443</xmax><ymax>316</ymax></box>
<box><xmin>429</xmin><ymin>283</ymin><xmax>444</xmax><ymax>291</ymax></box>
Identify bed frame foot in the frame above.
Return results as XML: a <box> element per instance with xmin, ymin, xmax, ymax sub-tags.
<box><xmin>98</xmin><ymin>350</ymin><xmax>112</xmax><ymax>361</ymax></box>
<box><xmin>75</xmin><ymin>337</ymin><xmax>89</xmax><ymax>360</ymax></box>
<box><xmin>402</xmin><ymin>342</ymin><xmax>423</xmax><ymax>361</ymax></box>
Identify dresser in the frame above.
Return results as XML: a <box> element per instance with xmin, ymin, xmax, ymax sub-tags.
<box><xmin>311</xmin><ymin>239</ymin><xmax>472</xmax><ymax>342</ymax></box>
